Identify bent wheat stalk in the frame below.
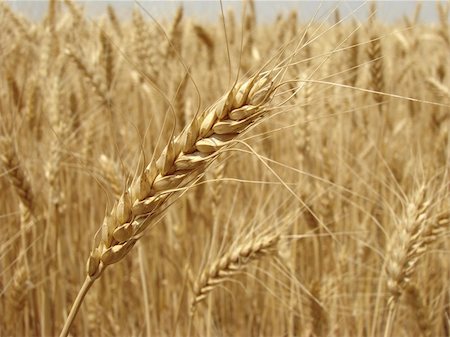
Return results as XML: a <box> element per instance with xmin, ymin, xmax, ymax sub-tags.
<box><xmin>60</xmin><ymin>69</ymin><xmax>278</xmax><ymax>337</ymax></box>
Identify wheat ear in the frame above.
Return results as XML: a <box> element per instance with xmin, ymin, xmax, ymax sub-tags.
<box><xmin>191</xmin><ymin>234</ymin><xmax>280</xmax><ymax>314</ymax></box>
<box><xmin>60</xmin><ymin>70</ymin><xmax>277</xmax><ymax>337</ymax></box>
<box><xmin>107</xmin><ymin>4</ymin><xmax>122</xmax><ymax>38</ymax></box>
<box><xmin>386</xmin><ymin>207</ymin><xmax>448</xmax><ymax>307</ymax></box>
<box><xmin>0</xmin><ymin>137</ymin><xmax>35</xmax><ymax>214</ymax></box>
<box><xmin>85</xmin><ymin>70</ymin><xmax>276</xmax><ymax>279</ymax></box>
<box><xmin>367</xmin><ymin>35</ymin><xmax>385</xmax><ymax>106</ymax></box>
<box><xmin>385</xmin><ymin>187</ymin><xmax>430</xmax><ymax>307</ymax></box>
<box><xmin>165</xmin><ymin>6</ymin><xmax>184</xmax><ymax>60</ymax></box>
<box><xmin>99</xmin><ymin>30</ymin><xmax>114</xmax><ymax>91</ymax></box>
<box><xmin>193</xmin><ymin>24</ymin><xmax>215</xmax><ymax>68</ymax></box>
<box><xmin>65</xmin><ymin>48</ymin><xmax>109</xmax><ymax>105</ymax></box>
<box><xmin>383</xmin><ymin>188</ymin><xmax>448</xmax><ymax>337</ymax></box>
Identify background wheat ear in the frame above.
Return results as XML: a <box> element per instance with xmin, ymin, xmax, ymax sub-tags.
<box><xmin>191</xmin><ymin>233</ymin><xmax>280</xmax><ymax>315</ymax></box>
<box><xmin>383</xmin><ymin>184</ymin><xmax>449</xmax><ymax>337</ymax></box>
<box><xmin>0</xmin><ymin>136</ymin><xmax>36</xmax><ymax>215</ymax></box>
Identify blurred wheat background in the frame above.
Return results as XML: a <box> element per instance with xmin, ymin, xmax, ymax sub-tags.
<box><xmin>0</xmin><ymin>1</ymin><xmax>449</xmax><ymax>336</ymax></box>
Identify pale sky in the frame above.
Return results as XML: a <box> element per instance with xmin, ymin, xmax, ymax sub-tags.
<box><xmin>6</xmin><ymin>1</ymin><xmax>449</xmax><ymax>24</ymax></box>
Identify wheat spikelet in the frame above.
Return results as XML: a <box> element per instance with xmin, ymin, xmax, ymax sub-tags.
<box><xmin>422</xmin><ymin>211</ymin><xmax>449</xmax><ymax>247</ymax></box>
<box><xmin>191</xmin><ymin>233</ymin><xmax>280</xmax><ymax>313</ymax></box>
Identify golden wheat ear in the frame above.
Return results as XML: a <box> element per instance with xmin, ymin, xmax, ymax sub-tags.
<box><xmin>60</xmin><ymin>68</ymin><xmax>281</xmax><ymax>337</ymax></box>
<box><xmin>384</xmin><ymin>185</ymin><xmax>449</xmax><ymax>337</ymax></box>
<box><xmin>191</xmin><ymin>233</ymin><xmax>280</xmax><ymax>315</ymax></box>
<box><xmin>87</xmin><ymin>70</ymin><xmax>278</xmax><ymax>279</ymax></box>
<box><xmin>0</xmin><ymin>137</ymin><xmax>35</xmax><ymax>215</ymax></box>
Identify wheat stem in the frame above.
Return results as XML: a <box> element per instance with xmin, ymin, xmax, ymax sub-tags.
<box><xmin>59</xmin><ymin>276</ymin><xmax>95</xmax><ymax>337</ymax></box>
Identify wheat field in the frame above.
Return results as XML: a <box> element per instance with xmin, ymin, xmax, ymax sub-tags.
<box><xmin>0</xmin><ymin>1</ymin><xmax>449</xmax><ymax>336</ymax></box>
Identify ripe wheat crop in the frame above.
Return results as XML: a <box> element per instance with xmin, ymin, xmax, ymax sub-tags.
<box><xmin>0</xmin><ymin>1</ymin><xmax>449</xmax><ymax>337</ymax></box>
